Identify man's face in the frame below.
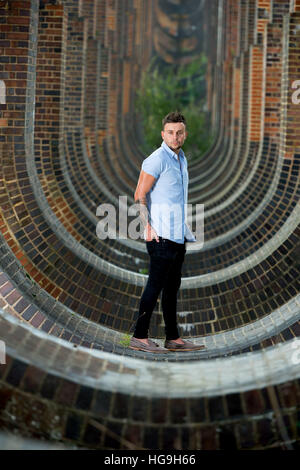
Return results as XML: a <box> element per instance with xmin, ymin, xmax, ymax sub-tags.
<box><xmin>161</xmin><ymin>122</ymin><xmax>187</xmax><ymax>153</ymax></box>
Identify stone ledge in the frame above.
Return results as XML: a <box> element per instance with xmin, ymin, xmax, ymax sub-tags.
<box><xmin>1</xmin><ymin>308</ymin><xmax>300</xmax><ymax>399</ymax></box>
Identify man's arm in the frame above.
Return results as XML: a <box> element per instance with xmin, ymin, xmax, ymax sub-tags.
<box><xmin>135</xmin><ymin>170</ymin><xmax>159</xmax><ymax>242</ymax></box>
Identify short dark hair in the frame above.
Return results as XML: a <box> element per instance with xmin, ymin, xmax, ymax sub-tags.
<box><xmin>162</xmin><ymin>111</ymin><xmax>186</xmax><ymax>130</ymax></box>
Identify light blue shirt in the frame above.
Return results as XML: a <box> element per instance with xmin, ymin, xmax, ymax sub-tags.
<box><xmin>142</xmin><ymin>141</ymin><xmax>196</xmax><ymax>244</ymax></box>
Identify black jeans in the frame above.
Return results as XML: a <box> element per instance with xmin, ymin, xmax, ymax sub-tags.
<box><xmin>133</xmin><ymin>237</ymin><xmax>186</xmax><ymax>340</ymax></box>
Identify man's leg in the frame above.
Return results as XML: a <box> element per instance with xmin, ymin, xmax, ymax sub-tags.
<box><xmin>133</xmin><ymin>240</ymin><xmax>176</xmax><ymax>339</ymax></box>
<box><xmin>161</xmin><ymin>244</ymin><xmax>186</xmax><ymax>340</ymax></box>
<box><xmin>160</xmin><ymin>244</ymin><xmax>206</xmax><ymax>351</ymax></box>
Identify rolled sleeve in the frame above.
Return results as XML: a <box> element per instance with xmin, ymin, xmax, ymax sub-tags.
<box><xmin>142</xmin><ymin>154</ymin><xmax>162</xmax><ymax>179</ymax></box>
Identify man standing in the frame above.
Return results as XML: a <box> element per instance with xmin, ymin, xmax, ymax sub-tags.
<box><xmin>130</xmin><ymin>111</ymin><xmax>205</xmax><ymax>353</ymax></box>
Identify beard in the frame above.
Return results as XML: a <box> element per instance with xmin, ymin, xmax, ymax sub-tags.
<box><xmin>170</xmin><ymin>144</ymin><xmax>181</xmax><ymax>151</ymax></box>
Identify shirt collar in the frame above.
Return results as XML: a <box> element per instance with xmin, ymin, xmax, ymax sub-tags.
<box><xmin>161</xmin><ymin>141</ymin><xmax>184</xmax><ymax>161</ymax></box>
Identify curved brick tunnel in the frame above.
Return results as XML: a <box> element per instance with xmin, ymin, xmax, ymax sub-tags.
<box><xmin>0</xmin><ymin>0</ymin><xmax>299</xmax><ymax>450</ymax></box>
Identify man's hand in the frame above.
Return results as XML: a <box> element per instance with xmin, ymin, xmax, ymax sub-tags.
<box><xmin>144</xmin><ymin>222</ymin><xmax>159</xmax><ymax>242</ymax></box>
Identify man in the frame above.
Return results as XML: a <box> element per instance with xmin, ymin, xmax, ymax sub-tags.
<box><xmin>129</xmin><ymin>111</ymin><xmax>205</xmax><ymax>353</ymax></box>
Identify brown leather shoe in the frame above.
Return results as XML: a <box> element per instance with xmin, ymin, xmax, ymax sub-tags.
<box><xmin>164</xmin><ymin>339</ymin><xmax>206</xmax><ymax>351</ymax></box>
<box><xmin>129</xmin><ymin>337</ymin><xmax>169</xmax><ymax>353</ymax></box>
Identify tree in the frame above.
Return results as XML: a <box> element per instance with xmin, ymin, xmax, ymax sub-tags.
<box><xmin>135</xmin><ymin>55</ymin><xmax>214</xmax><ymax>162</ymax></box>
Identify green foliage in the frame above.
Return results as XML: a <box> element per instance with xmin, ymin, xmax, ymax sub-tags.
<box><xmin>119</xmin><ymin>333</ymin><xmax>131</xmax><ymax>347</ymax></box>
<box><xmin>136</xmin><ymin>55</ymin><xmax>214</xmax><ymax>161</ymax></box>
<box><xmin>139</xmin><ymin>268</ymin><xmax>149</xmax><ymax>274</ymax></box>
